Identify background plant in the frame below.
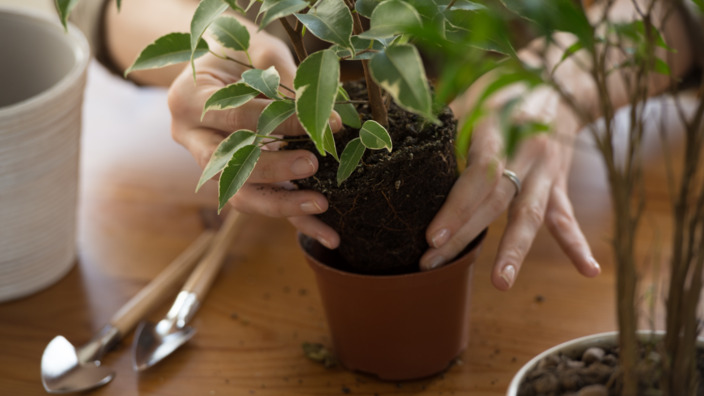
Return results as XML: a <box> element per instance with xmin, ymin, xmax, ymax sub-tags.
<box><xmin>494</xmin><ymin>0</ymin><xmax>704</xmax><ymax>394</ymax></box>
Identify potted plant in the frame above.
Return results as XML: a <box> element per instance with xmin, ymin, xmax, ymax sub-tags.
<box><xmin>494</xmin><ymin>0</ymin><xmax>704</xmax><ymax>394</ymax></box>
<box><xmin>58</xmin><ymin>0</ymin><xmax>542</xmax><ymax>380</ymax></box>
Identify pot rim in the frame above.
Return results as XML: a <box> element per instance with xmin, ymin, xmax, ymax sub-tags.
<box><xmin>0</xmin><ymin>6</ymin><xmax>90</xmax><ymax>116</ymax></box>
<box><xmin>506</xmin><ymin>329</ymin><xmax>704</xmax><ymax>395</ymax></box>
<box><xmin>299</xmin><ymin>228</ymin><xmax>487</xmax><ymax>281</ymax></box>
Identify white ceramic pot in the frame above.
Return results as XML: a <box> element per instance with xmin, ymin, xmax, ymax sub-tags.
<box><xmin>507</xmin><ymin>332</ymin><xmax>620</xmax><ymax>395</ymax></box>
<box><xmin>506</xmin><ymin>330</ymin><xmax>702</xmax><ymax>395</ymax></box>
<box><xmin>0</xmin><ymin>7</ymin><xmax>90</xmax><ymax>302</ymax></box>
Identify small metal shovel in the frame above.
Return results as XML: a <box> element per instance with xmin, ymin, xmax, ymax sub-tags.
<box><xmin>132</xmin><ymin>210</ymin><xmax>244</xmax><ymax>371</ymax></box>
<box><xmin>41</xmin><ymin>230</ymin><xmax>215</xmax><ymax>394</ymax></box>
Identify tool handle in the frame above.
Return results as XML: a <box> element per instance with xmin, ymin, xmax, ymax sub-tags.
<box><xmin>109</xmin><ymin>230</ymin><xmax>215</xmax><ymax>337</ymax></box>
<box><xmin>182</xmin><ymin>210</ymin><xmax>244</xmax><ymax>299</ymax></box>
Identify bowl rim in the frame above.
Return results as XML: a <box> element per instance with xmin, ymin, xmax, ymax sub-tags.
<box><xmin>0</xmin><ymin>6</ymin><xmax>90</xmax><ymax>116</ymax></box>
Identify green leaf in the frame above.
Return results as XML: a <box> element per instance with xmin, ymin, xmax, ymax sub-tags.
<box><xmin>355</xmin><ymin>0</ymin><xmax>382</xmax><ymax>18</ymax></box>
<box><xmin>191</xmin><ymin>0</ymin><xmax>229</xmax><ymax>62</ymax></box>
<box><xmin>322</xmin><ymin>125</ymin><xmax>339</xmax><ymax>161</ymax></box>
<box><xmin>553</xmin><ymin>41</ymin><xmax>584</xmax><ymax>74</ymax></box>
<box><xmin>441</xmin><ymin>5</ymin><xmax>515</xmax><ymax>56</ymax></box>
<box><xmin>405</xmin><ymin>0</ymin><xmax>442</xmax><ymax>19</ymax></box>
<box><xmin>500</xmin><ymin>0</ymin><xmax>593</xmax><ymax>48</ymax></box>
<box><xmin>257</xmin><ymin>100</ymin><xmax>296</xmax><ymax>136</ymax></box>
<box><xmin>295</xmin><ymin>0</ymin><xmax>353</xmax><ymax>49</ymax></box>
<box><xmin>497</xmin><ymin>97</ymin><xmax>549</xmax><ymax>158</ymax></box>
<box><xmin>369</xmin><ymin>44</ymin><xmax>434</xmax><ymax>120</ymax></box>
<box><xmin>210</xmin><ymin>16</ymin><xmax>250</xmax><ymax>52</ymax></box>
<box><xmin>694</xmin><ymin>0</ymin><xmax>704</xmax><ymax>14</ymax></box>
<box><xmin>294</xmin><ymin>49</ymin><xmax>340</xmax><ymax>155</ymax></box>
<box><xmin>653</xmin><ymin>57</ymin><xmax>671</xmax><ymax>76</ymax></box>
<box><xmin>222</xmin><ymin>0</ymin><xmax>245</xmax><ymax>12</ymax></box>
<box><xmin>241</xmin><ymin>67</ymin><xmax>281</xmax><ymax>99</ymax></box>
<box><xmin>202</xmin><ymin>83</ymin><xmax>260</xmax><ymax>119</ymax></box>
<box><xmin>258</xmin><ymin>0</ymin><xmax>309</xmax><ymax>29</ymax></box>
<box><xmin>613</xmin><ymin>20</ymin><xmax>674</xmax><ymax>53</ymax></box>
<box><xmin>505</xmin><ymin>120</ymin><xmax>550</xmax><ymax>158</ymax></box>
<box><xmin>218</xmin><ymin>145</ymin><xmax>262</xmax><ymax>212</ymax></box>
<box><xmin>197</xmin><ymin>130</ymin><xmax>257</xmax><ymax>191</ymax></box>
<box><xmin>330</xmin><ymin>36</ymin><xmax>387</xmax><ymax>60</ymax></box>
<box><xmin>456</xmin><ymin>66</ymin><xmax>543</xmax><ymax>157</ymax></box>
<box><xmin>125</xmin><ymin>33</ymin><xmax>209</xmax><ymax>76</ymax></box>
<box><xmin>116</xmin><ymin>0</ymin><xmax>122</xmax><ymax>10</ymax></box>
<box><xmin>56</xmin><ymin>0</ymin><xmax>80</xmax><ymax>30</ymax></box>
<box><xmin>444</xmin><ymin>0</ymin><xmax>485</xmax><ymax>11</ymax></box>
<box><xmin>337</xmin><ymin>138</ymin><xmax>366</xmax><ymax>185</ymax></box>
<box><xmin>357</xmin><ymin>0</ymin><xmax>422</xmax><ymax>39</ymax></box>
<box><xmin>359</xmin><ymin>120</ymin><xmax>392</xmax><ymax>152</ymax></box>
<box><xmin>334</xmin><ymin>86</ymin><xmax>362</xmax><ymax>128</ymax></box>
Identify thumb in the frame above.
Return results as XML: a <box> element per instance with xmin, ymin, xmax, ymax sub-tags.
<box><xmin>329</xmin><ymin>111</ymin><xmax>343</xmax><ymax>133</ymax></box>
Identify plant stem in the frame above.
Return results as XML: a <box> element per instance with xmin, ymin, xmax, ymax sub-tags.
<box><xmin>588</xmin><ymin>9</ymin><xmax>640</xmax><ymax>391</ymax></box>
<box><xmin>280</xmin><ymin>18</ymin><xmax>308</xmax><ymax>63</ymax></box>
<box><xmin>210</xmin><ymin>50</ymin><xmax>254</xmax><ymax>69</ymax></box>
<box><xmin>346</xmin><ymin>0</ymin><xmax>388</xmax><ymax>127</ymax></box>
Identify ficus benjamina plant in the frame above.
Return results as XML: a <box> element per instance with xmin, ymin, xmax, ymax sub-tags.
<box><xmin>58</xmin><ymin>0</ymin><xmax>556</xmax><ymax>212</ymax></box>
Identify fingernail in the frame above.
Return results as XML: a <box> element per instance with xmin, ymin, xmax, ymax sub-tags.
<box><xmin>291</xmin><ymin>156</ymin><xmax>315</xmax><ymax>176</ymax></box>
<box><xmin>430</xmin><ymin>228</ymin><xmax>450</xmax><ymax>248</ymax></box>
<box><xmin>318</xmin><ymin>236</ymin><xmax>335</xmax><ymax>250</ymax></box>
<box><xmin>329</xmin><ymin>114</ymin><xmax>341</xmax><ymax>131</ymax></box>
<box><xmin>424</xmin><ymin>255</ymin><xmax>446</xmax><ymax>271</ymax></box>
<box><xmin>301</xmin><ymin>200</ymin><xmax>323</xmax><ymax>214</ymax></box>
<box><xmin>500</xmin><ymin>265</ymin><xmax>516</xmax><ymax>288</ymax></box>
<box><xmin>588</xmin><ymin>256</ymin><xmax>601</xmax><ymax>275</ymax></box>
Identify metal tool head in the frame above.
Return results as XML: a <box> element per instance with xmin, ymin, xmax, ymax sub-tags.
<box><xmin>132</xmin><ymin>320</ymin><xmax>196</xmax><ymax>371</ymax></box>
<box><xmin>41</xmin><ymin>336</ymin><xmax>115</xmax><ymax>394</ymax></box>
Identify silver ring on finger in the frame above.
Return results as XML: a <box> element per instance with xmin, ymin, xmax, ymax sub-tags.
<box><xmin>502</xmin><ymin>169</ymin><xmax>521</xmax><ymax>198</ymax></box>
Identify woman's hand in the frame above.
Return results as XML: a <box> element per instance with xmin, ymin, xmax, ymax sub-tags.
<box><xmin>168</xmin><ymin>32</ymin><xmax>342</xmax><ymax>249</ymax></box>
<box><xmin>420</xmin><ymin>88</ymin><xmax>601</xmax><ymax>290</ymax></box>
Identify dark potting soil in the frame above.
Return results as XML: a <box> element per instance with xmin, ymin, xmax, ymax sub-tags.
<box><xmin>517</xmin><ymin>342</ymin><xmax>704</xmax><ymax>396</ymax></box>
<box><xmin>285</xmin><ymin>81</ymin><xmax>458</xmax><ymax>275</ymax></box>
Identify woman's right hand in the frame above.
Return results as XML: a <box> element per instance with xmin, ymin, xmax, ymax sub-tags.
<box><xmin>168</xmin><ymin>32</ymin><xmax>342</xmax><ymax>249</ymax></box>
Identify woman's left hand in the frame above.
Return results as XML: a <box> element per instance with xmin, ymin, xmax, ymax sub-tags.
<box><xmin>419</xmin><ymin>90</ymin><xmax>601</xmax><ymax>290</ymax></box>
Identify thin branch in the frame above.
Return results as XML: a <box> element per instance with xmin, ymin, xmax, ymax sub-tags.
<box><xmin>347</xmin><ymin>0</ymin><xmax>388</xmax><ymax>126</ymax></box>
<box><xmin>280</xmin><ymin>17</ymin><xmax>308</xmax><ymax>63</ymax></box>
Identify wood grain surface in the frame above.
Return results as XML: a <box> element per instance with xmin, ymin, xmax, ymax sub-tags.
<box><xmin>0</xmin><ymin>62</ymin><xmax>689</xmax><ymax>396</ymax></box>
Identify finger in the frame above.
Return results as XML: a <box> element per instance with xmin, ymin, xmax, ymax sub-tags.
<box><xmin>544</xmin><ymin>185</ymin><xmax>601</xmax><ymax>277</ymax></box>
<box><xmin>420</xmin><ymin>172</ymin><xmax>517</xmax><ymax>271</ymax></box>
<box><xmin>425</xmin><ymin>124</ymin><xmax>504</xmax><ymax>249</ymax></box>
<box><xmin>173</xmin><ymin>121</ymin><xmax>325</xmax><ymax>182</ymax></box>
<box><xmin>491</xmin><ymin>168</ymin><xmax>553</xmax><ymax>291</ymax></box>
<box><xmin>170</xmin><ymin>69</ymin><xmax>320</xmax><ymax>137</ymax></box>
<box><xmin>229</xmin><ymin>184</ymin><xmax>329</xmax><ymax>218</ymax></box>
<box><xmin>246</xmin><ymin>149</ymin><xmax>320</xmax><ymax>184</ymax></box>
<box><xmin>171</xmin><ymin>125</ymin><xmax>225</xmax><ymax>169</ymax></box>
<box><xmin>288</xmin><ymin>215</ymin><xmax>340</xmax><ymax>250</ymax></box>
<box><xmin>200</xmin><ymin>97</ymin><xmax>343</xmax><ymax>137</ymax></box>
<box><xmin>199</xmin><ymin>97</ymin><xmax>309</xmax><ymax>136</ymax></box>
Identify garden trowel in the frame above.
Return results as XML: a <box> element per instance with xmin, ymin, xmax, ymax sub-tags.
<box><xmin>132</xmin><ymin>209</ymin><xmax>244</xmax><ymax>371</ymax></box>
<box><xmin>40</xmin><ymin>230</ymin><xmax>215</xmax><ymax>394</ymax></box>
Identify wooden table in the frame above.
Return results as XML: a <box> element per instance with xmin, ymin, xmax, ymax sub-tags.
<box><xmin>0</xmin><ymin>62</ymin><xmax>675</xmax><ymax>396</ymax></box>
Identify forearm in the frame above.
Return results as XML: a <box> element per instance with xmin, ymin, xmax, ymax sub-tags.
<box><xmin>453</xmin><ymin>0</ymin><xmax>696</xmax><ymax>129</ymax></box>
<box><xmin>102</xmin><ymin>0</ymin><xmax>196</xmax><ymax>86</ymax></box>
<box><xmin>103</xmin><ymin>0</ymin><xmax>272</xmax><ymax>87</ymax></box>
<box><xmin>532</xmin><ymin>0</ymin><xmax>695</xmax><ymax>124</ymax></box>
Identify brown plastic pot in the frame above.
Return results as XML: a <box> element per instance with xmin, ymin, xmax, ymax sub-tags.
<box><xmin>298</xmin><ymin>230</ymin><xmax>486</xmax><ymax>381</ymax></box>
